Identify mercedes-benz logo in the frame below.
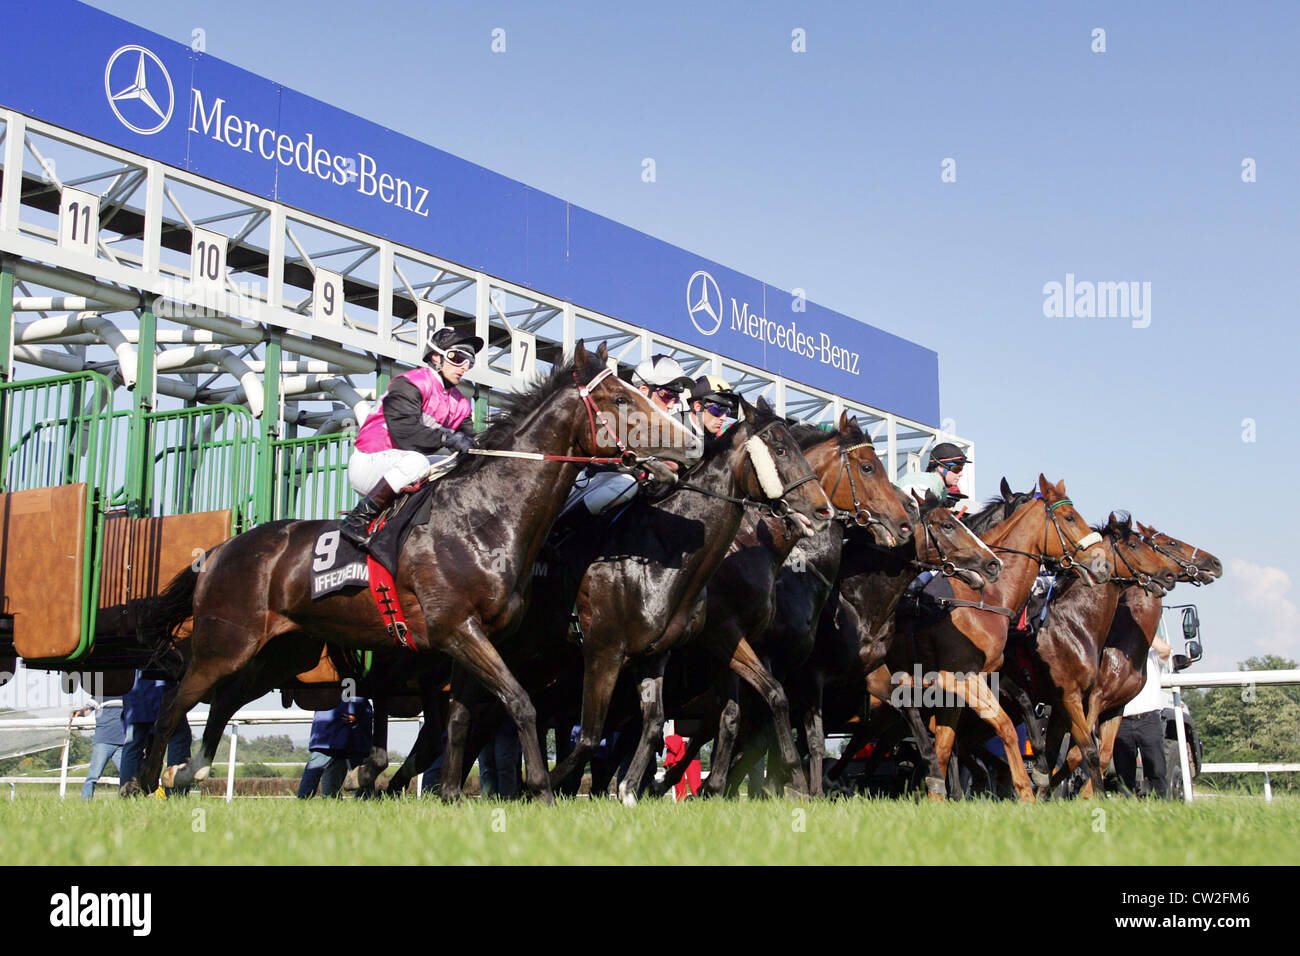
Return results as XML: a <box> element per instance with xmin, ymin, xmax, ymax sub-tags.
<box><xmin>104</xmin><ymin>45</ymin><xmax>174</xmax><ymax>135</ymax></box>
<box><xmin>686</xmin><ymin>270</ymin><xmax>723</xmax><ymax>336</ymax></box>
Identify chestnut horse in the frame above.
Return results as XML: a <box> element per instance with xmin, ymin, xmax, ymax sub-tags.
<box><xmin>131</xmin><ymin>343</ymin><xmax>699</xmax><ymax>803</ymax></box>
<box><xmin>990</xmin><ymin>510</ymin><xmax>1184</xmax><ymax>797</ymax></box>
<box><xmin>1055</xmin><ymin>525</ymin><xmax>1222</xmax><ymax>785</ymax></box>
<box><xmin>884</xmin><ymin>476</ymin><xmax>1112</xmax><ymax>801</ymax></box>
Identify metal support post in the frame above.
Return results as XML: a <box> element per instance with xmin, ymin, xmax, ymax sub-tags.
<box><xmin>125</xmin><ymin>304</ymin><xmax>156</xmax><ymax>516</ymax></box>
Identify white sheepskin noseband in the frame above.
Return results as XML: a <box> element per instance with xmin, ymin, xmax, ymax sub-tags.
<box><xmin>746</xmin><ymin>435</ymin><xmax>785</xmax><ymax>500</ymax></box>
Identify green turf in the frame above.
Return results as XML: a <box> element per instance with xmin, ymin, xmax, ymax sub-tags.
<box><xmin>3</xmin><ymin>793</ymin><xmax>1294</xmax><ymax>865</ymax></box>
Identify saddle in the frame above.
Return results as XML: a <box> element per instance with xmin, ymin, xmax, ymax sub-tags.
<box><xmin>896</xmin><ymin>573</ymin><xmax>956</xmax><ymax>627</ymax></box>
<box><xmin>311</xmin><ymin>479</ymin><xmax>439</xmax><ymax>649</ymax></box>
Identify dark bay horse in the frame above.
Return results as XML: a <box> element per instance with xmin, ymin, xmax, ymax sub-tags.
<box><xmin>790</xmin><ymin>487</ymin><xmax>1004</xmax><ymax>797</ymax></box>
<box><xmin>1003</xmin><ymin>512</ymin><xmax>1183</xmax><ymax>797</ymax></box>
<box><xmin>650</xmin><ymin>418</ymin><xmax>916</xmax><ymax>798</ymax></box>
<box><xmin>884</xmin><ymin>476</ymin><xmax>1112</xmax><ymax>801</ymax></box>
<box><xmin>1055</xmin><ymin>525</ymin><xmax>1221</xmax><ymax>785</ymax></box>
<box><xmin>131</xmin><ymin>342</ymin><xmax>700</xmax><ymax>802</ymax></box>
<box><xmin>419</xmin><ymin>396</ymin><xmax>835</xmax><ymax>803</ymax></box>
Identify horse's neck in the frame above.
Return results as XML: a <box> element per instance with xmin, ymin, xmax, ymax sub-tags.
<box><xmin>1051</xmin><ymin>573</ymin><xmax>1123</xmax><ymax>657</ymax></box>
<box><xmin>455</xmin><ymin>402</ymin><xmax>582</xmax><ymax>574</ymax></box>
<box><xmin>843</xmin><ymin>541</ymin><xmax>914</xmax><ymax>634</ymax></box>
<box><xmin>655</xmin><ymin>439</ymin><xmax>750</xmax><ymax>578</ymax></box>
<box><xmin>970</xmin><ymin>507</ymin><xmax>1048</xmax><ymax>612</ymax></box>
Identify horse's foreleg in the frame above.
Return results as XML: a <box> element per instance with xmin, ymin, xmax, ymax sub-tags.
<box><xmin>725</xmin><ymin>639</ymin><xmax>807</xmax><ymax>796</ymax></box>
<box><xmin>802</xmin><ymin>703</ymin><xmax>826</xmax><ymax>798</ymax></box>
<box><xmin>701</xmin><ymin>684</ymin><xmax>741</xmax><ymax>799</ymax></box>
<box><xmin>443</xmin><ymin>620</ymin><xmax>553</xmax><ymax>805</ymax></box>
<box><xmin>999</xmin><ymin>674</ymin><xmax>1051</xmax><ymax>792</ymax></box>
<box><xmin>1097</xmin><ymin>714</ymin><xmax>1122</xmax><ymax>777</ymax></box>
<box><xmin>548</xmin><ymin>646</ymin><xmax>624</xmax><ymax>791</ymax></box>
<box><xmin>166</xmin><ymin>659</ymin><xmax>284</xmax><ymax>790</ymax></box>
<box><xmin>948</xmin><ymin>672</ymin><xmax>1034</xmax><ymax>802</ymax></box>
<box><xmin>616</xmin><ymin>660</ymin><xmax>667</xmax><ymax>807</ymax></box>
<box><xmin>1060</xmin><ymin>687</ymin><xmax>1102</xmax><ymax>798</ymax></box>
<box><xmin>130</xmin><ymin>620</ymin><xmax>260</xmax><ymax>796</ymax></box>
<box><xmin>384</xmin><ymin>680</ymin><xmax>444</xmax><ymax>796</ymax></box>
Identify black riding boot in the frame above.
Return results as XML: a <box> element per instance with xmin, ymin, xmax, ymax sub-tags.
<box><xmin>338</xmin><ymin>481</ymin><xmax>398</xmax><ymax>551</ymax></box>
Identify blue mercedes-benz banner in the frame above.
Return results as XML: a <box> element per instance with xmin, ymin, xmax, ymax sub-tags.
<box><xmin>0</xmin><ymin>0</ymin><xmax>940</xmax><ymax>424</ymax></box>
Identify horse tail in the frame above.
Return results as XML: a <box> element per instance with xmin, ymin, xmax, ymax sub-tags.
<box><xmin>137</xmin><ymin>558</ymin><xmax>204</xmax><ymax>677</ymax></box>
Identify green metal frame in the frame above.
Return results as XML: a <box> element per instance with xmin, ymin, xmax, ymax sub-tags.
<box><xmin>270</xmin><ymin>430</ymin><xmax>354</xmax><ymax>522</ymax></box>
<box><xmin>1</xmin><ymin>371</ymin><xmax>115</xmax><ymax>662</ymax></box>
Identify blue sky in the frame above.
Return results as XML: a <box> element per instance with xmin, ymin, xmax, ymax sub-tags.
<box><xmin>64</xmin><ymin>0</ymin><xmax>1299</xmax><ymax>682</ymax></box>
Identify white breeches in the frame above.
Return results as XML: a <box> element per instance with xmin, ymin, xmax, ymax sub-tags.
<box><xmin>348</xmin><ymin>448</ymin><xmax>437</xmax><ymax>494</ymax></box>
<box><xmin>563</xmin><ymin>470</ymin><xmax>638</xmax><ymax>516</ymax></box>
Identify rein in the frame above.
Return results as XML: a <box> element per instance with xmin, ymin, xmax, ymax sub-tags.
<box><xmin>676</xmin><ymin>417</ymin><xmax>819</xmax><ymax>520</ymax></box>
<box><xmin>1143</xmin><ymin>534</ymin><xmax>1206</xmax><ymax>584</ymax></box>
<box><xmin>465</xmin><ymin>368</ymin><xmax>641</xmax><ymax>467</ymax></box>
<box><xmin>988</xmin><ymin>497</ymin><xmax>1101</xmax><ymax>571</ymax></box>
<box><xmin>828</xmin><ymin>440</ymin><xmax>877</xmax><ymax>527</ymax></box>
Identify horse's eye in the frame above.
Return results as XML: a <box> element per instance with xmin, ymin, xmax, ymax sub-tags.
<box><xmin>859</xmin><ymin>463</ymin><xmax>873</xmax><ymax>475</ymax></box>
<box><xmin>943</xmin><ymin>522</ymin><xmax>954</xmax><ymax>532</ymax></box>
<box><xmin>1065</xmin><ymin>515</ymin><xmax>1075</xmax><ymax>522</ymax></box>
<box><xmin>775</xmin><ymin>445</ymin><xmax>787</xmax><ymax>457</ymax></box>
<box><xmin>616</xmin><ymin>395</ymin><xmax>628</xmax><ymax>405</ymax></box>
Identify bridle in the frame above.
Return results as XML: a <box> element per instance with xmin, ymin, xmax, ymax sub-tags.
<box><xmin>676</xmin><ymin>417</ymin><xmax>820</xmax><ymax>521</ymax></box>
<box><xmin>916</xmin><ymin>512</ymin><xmax>962</xmax><ymax>578</ymax></box>
<box><xmin>466</xmin><ymin>367</ymin><xmax>648</xmax><ymax>467</ymax></box>
<box><xmin>988</xmin><ymin>497</ymin><xmax>1102</xmax><ymax>571</ymax></box>
<box><xmin>1143</xmin><ymin>533</ymin><xmax>1208</xmax><ymax>586</ymax></box>
<box><xmin>827</xmin><ymin>440</ymin><xmax>878</xmax><ymax>528</ymax></box>
<box><xmin>1103</xmin><ymin>529</ymin><xmax>1161</xmax><ymax>591</ymax></box>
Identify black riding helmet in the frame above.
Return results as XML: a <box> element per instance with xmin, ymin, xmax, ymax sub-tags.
<box><xmin>423</xmin><ymin>325</ymin><xmax>485</xmax><ymax>365</ymax></box>
<box><xmin>928</xmin><ymin>441</ymin><xmax>970</xmax><ymax>472</ymax></box>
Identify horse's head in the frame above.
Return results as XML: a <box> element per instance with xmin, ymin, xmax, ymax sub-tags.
<box><xmin>801</xmin><ymin>412</ymin><xmax>913</xmax><ymax>547</ymax></box>
<box><xmin>1135</xmin><ymin>521</ymin><xmax>1223</xmax><ymax>586</ymax></box>
<box><xmin>1098</xmin><ymin>512</ymin><xmax>1181</xmax><ymax>596</ymax></box>
<box><xmin>911</xmin><ymin>490</ymin><xmax>1002</xmax><ymax>589</ymax></box>
<box><xmin>1035</xmin><ymin>475</ymin><xmax>1112</xmax><ymax>585</ymax></box>
<box><xmin>572</xmin><ymin>341</ymin><xmax>702</xmax><ymax>466</ymax></box>
<box><xmin>734</xmin><ymin>396</ymin><xmax>833</xmax><ymax>538</ymax></box>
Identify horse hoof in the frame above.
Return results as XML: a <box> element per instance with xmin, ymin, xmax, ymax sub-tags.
<box><xmin>618</xmin><ymin>784</ymin><xmax>638</xmax><ymax>808</ymax></box>
<box><xmin>342</xmin><ymin>768</ymin><xmax>362</xmax><ymax>792</ymax></box>
<box><xmin>118</xmin><ymin>781</ymin><xmax>143</xmax><ymax>798</ymax></box>
<box><xmin>925</xmin><ymin>777</ymin><xmax>947</xmax><ymax>801</ymax></box>
<box><xmin>160</xmin><ymin>765</ymin><xmax>180</xmax><ymax>789</ymax></box>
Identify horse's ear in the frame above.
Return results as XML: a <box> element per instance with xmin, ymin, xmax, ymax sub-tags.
<box><xmin>1108</xmin><ymin>511</ymin><xmax>1120</xmax><ymax>529</ymax></box>
<box><xmin>737</xmin><ymin>395</ymin><xmax>757</xmax><ymax>422</ymax></box>
<box><xmin>1000</xmin><ymin>477</ymin><xmax>1013</xmax><ymax>502</ymax></box>
<box><xmin>1137</xmin><ymin>520</ymin><xmax>1154</xmax><ymax>537</ymax></box>
<box><xmin>596</xmin><ymin>341</ymin><xmax>609</xmax><ymax>365</ymax></box>
<box><xmin>574</xmin><ymin>340</ymin><xmax>589</xmax><ymax>369</ymax></box>
<box><xmin>839</xmin><ymin>411</ymin><xmax>853</xmax><ymax>435</ymax></box>
<box><xmin>911</xmin><ymin>489</ymin><xmax>927</xmax><ymax>507</ymax></box>
<box><xmin>1055</xmin><ymin>478</ymin><xmax>1067</xmax><ymax>497</ymax></box>
<box><xmin>923</xmin><ymin>488</ymin><xmax>939</xmax><ymax>506</ymax></box>
<box><xmin>1037</xmin><ymin>474</ymin><xmax>1054</xmax><ymax>499</ymax></box>
<box><xmin>756</xmin><ymin>395</ymin><xmax>772</xmax><ymax>416</ymax></box>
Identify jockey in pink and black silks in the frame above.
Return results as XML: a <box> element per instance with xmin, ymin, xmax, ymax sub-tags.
<box><xmin>339</xmin><ymin>326</ymin><xmax>484</xmax><ymax>549</ymax></box>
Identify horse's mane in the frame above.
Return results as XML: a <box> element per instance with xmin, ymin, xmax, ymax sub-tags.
<box><xmin>1093</xmin><ymin>510</ymin><xmax>1133</xmax><ymax>541</ymax></box>
<box><xmin>443</xmin><ymin>357</ymin><xmax>584</xmax><ymax>479</ymax></box>
<box><xmin>963</xmin><ymin>490</ymin><xmax>1034</xmax><ymax>536</ymax></box>
<box><xmin>787</xmin><ymin>420</ymin><xmax>870</xmax><ymax>452</ymax></box>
